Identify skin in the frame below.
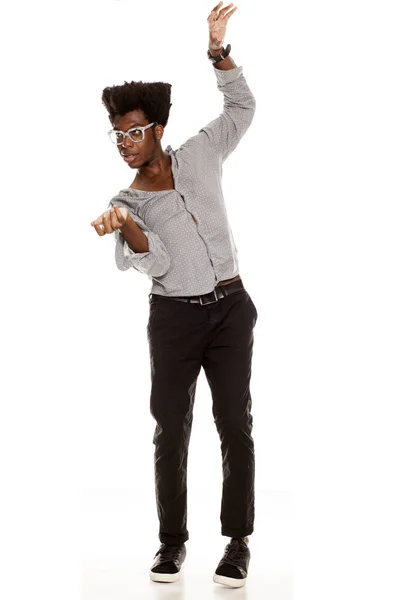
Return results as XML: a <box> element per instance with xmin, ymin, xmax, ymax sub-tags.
<box><xmin>90</xmin><ymin>112</ymin><xmax>173</xmax><ymax>236</ymax></box>
<box><xmin>91</xmin><ymin>3</ymin><xmax>248</xmax><ymax>545</ymax></box>
<box><xmin>92</xmin><ymin>1</ymin><xmax>239</xmax><ymax>233</ymax></box>
<box><xmin>114</xmin><ymin>111</ymin><xmax>173</xmax><ymax>189</ymax></box>
<box><xmin>208</xmin><ymin>1</ymin><xmax>238</xmax><ymax>50</ymax></box>
<box><xmin>91</xmin><ymin>2</ymin><xmax>243</xmax><ymax>296</ymax></box>
<box><xmin>91</xmin><ymin>205</ymin><xmax>128</xmax><ymax>236</ymax></box>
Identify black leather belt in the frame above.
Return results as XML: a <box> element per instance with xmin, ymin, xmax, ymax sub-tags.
<box><xmin>149</xmin><ymin>279</ymin><xmax>245</xmax><ymax>306</ymax></box>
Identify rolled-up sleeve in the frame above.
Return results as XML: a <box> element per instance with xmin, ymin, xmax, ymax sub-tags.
<box><xmin>182</xmin><ymin>63</ymin><xmax>256</xmax><ymax>163</ymax></box>
<box><xmin>110</xmin><ymin>203</ymin><xmax>171</xmax><ymax>278</ymax></box>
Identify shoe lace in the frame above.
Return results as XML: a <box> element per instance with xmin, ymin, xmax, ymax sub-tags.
<box><xmin>154</xmin><ymin>543</ymin><xmax>183</xmax><ymax>561</ymax></box>
<box><xmin>224</xmin><ymin>539</ymin><xmax>248</xmax><ymax>563</ymax></box>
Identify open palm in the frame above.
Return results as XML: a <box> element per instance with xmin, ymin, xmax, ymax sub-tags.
<box><xmin>207</xmin><ymin>1</ymin><xmax>238</xmax><ymax>50</ymax></box>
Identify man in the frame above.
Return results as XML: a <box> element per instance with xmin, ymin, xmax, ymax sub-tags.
<box><xmin>91</xmin><ymin>1</ymin><xmax>257</xmax><ymax>589</ymax></box>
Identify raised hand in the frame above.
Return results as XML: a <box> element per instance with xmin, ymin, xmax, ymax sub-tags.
<box><xmin>207</xmin><ymin>1</ymin><xmax>238</xmax><ymax>51</ymax></box>
<box><xmin>91</xmin><ymin>205</ymin><xmax>129</xmax><ymax>236</ymax></box>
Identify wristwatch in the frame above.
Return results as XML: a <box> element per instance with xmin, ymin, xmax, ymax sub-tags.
<box><xmin>207</xmin><ymin>43</ymin><xmax>231</xmax><ymax>64</ymax></box>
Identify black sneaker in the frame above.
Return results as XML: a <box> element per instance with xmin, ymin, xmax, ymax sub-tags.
<box><xmin>150</xmin><ymin>542</ymin><xmax>186</xmax><ymax>583</ymax></box>
<box><xmin>213</xmin><ymin>538</ymin><xmax>251</xmax><ymax>588</ymax></box>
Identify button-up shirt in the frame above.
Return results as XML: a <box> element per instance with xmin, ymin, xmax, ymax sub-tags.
<box><xmin>108</xmin><ymin>62</ymin><xmax>256</xmax><ymax>297</ymax></box>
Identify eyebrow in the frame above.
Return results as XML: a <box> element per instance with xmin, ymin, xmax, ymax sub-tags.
<box><xmin>113</xmin><ymin>122</ymin><xmax>143</xmax><ymax>131</ymax></box>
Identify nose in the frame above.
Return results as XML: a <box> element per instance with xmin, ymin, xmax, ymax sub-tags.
<box><xmin>121</xmin><ymin>144</ymin><xmax>137</xmax><ymax>155</ymax></box>
<box><xmin>122</xmin><ymin>138</ymin><xmax>134</xmax><ymax>150</ymax></box>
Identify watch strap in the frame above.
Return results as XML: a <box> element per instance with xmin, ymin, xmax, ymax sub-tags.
<box><xmin>207</xmin><ymin>43</ymin><xmax>231</xmax><ymax>64</ymax></box>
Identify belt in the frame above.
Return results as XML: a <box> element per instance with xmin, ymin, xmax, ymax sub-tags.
<box><xmin>150</xmin><ymin>279</ymin><xmax>245</xmax><ymax>306</ymax></box>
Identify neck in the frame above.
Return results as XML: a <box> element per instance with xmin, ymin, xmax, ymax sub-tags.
<box><xmin>136</xmin><ymin>149</ymin><xmax>171</xmax><ymax>180</ymax></box>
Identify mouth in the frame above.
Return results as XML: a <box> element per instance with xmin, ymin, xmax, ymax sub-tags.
<box><xmin>121</xmin><ymin>153</ymin><xmax>139</xmax><ymax>163</ymax></box>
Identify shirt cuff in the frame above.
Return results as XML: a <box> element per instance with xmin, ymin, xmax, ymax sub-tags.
<box><xmin>212</xmin><ymin>63</ymin><xmax>243</xmax><ymax>85</ymax></box>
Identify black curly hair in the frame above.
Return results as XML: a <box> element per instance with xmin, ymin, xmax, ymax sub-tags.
<box><xmin>101</xmin><ymin>79</ymin><xmax>173</xmax><ymax>129</ymax></box>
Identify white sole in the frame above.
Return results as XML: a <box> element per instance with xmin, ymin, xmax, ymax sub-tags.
<box><xmin>213</xmin><ymin>573</ymin><xmax>247</xmax><ymax>588</ymax></box>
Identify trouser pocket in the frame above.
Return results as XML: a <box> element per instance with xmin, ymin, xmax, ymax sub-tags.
<box><xmin>243</xmin><ymin>290</ymin><xmax>258</xmax><ymax>323</ymax></box>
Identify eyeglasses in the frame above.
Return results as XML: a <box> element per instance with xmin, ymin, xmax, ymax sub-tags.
<box><xmin>108</xmin><ymin>122</ymin><xmax>158</xmax><ymax>145</ymax></box>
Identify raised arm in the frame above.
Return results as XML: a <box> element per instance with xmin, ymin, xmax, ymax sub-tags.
<box><xmin>198</xmin><ymin>60</ymin><xmax>256</xmax><ymax>162</ymax></box>
<box><xmin>180</xmin><ymin>2</ymin><xmax>256</xmax><ymax>162</ymax></box>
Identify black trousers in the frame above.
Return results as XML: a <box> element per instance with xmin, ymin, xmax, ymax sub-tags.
<box><xmin>146</xmin><ymin>279</ymin><xmax>258</xmax><ymax>545</ymax></box>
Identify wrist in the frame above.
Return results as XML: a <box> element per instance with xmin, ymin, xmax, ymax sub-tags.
<box><xmin>208</xmin><ymin>44</ymin><xmax>225</xmax><ymax>57</ymax></box>
<box><xmin>119</xmin><ymin>214</ymin><xmax>132</xmax><ymax>231</ymax></box>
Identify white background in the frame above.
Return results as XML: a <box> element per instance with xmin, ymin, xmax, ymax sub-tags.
<box><xmin>1</xmin><ymin>0</ymin><xmax>399</xmax><ymax>599</ymax></box>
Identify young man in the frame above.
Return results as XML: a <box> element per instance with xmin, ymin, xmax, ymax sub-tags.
<box><xmin>91</xmin><ymin>2</ymin><xmax>257</xmax><ymax>589</ymax></box>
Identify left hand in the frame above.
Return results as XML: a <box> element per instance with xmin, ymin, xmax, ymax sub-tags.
<box><xmin>207</xmin><ymin>1</ymin><xmax>238</xmax><ymax>51</ymax></box>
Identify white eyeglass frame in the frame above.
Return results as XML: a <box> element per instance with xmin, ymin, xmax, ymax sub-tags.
<box><xmin>107</xmin><ymin>121</ymin><xmax>158</xmax><ymax>145</ymax></box>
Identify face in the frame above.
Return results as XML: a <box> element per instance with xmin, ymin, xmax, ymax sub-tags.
<box><xmin>112</xmin><ymin>110</ymin><xmax>162</xmax><ymax>167</ymax></box>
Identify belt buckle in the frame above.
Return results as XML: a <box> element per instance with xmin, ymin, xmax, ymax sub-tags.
<box><xmin>199</xmin><ymin>289</ymin><xmax>219</xmax><ymax>306</ymax></box>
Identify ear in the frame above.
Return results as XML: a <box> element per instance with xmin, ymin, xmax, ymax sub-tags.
<box><xmin>155</xmin><ymin>123</ymin><xmax>165</xmax><ymax>142</ymax></box>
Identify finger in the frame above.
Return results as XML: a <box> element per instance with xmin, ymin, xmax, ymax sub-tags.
<box><xmin>113</xmin><ymin>205</ymin><xmax>126</xmax><ymax>226</ymax></box>
<box><xmin>219</xmin><ymin>3</ymin><xmax>235</xmax><ymax>18</ymax></box>
<box><xmin>102</xmin><ymin>209</ymin><xmax>114</xmax><ymax>234</ymax></box>
<box><xmin>211</xmin><ymin>1</ymin><xmax>223</xmax><ymax>12</ymax></box>
<box><xmin>92</xmin><ymin>210</ymin><xmax>111</xmax><ymax>234</ymax></box>
<box><xmin>225</xmin><ymin>5</ymin><xmax>238</xmax><ymax>19</ymax></box>
<box><xmin>208</xmin><ymin>1</ymin><xmax>223</xmax><ymax>20</ymax></box>
<box><xmin>92</xmin><ymin>222</ymin><xmax>106</xmax><ymax>236</ymax></box>
<box><xmin>91</xmin><ymin>207</ymin><xmax>114</xmax><ymax>225</ymax></box>
<box><xmin>110</xmin><ymin>206</ymin><xmax>124</xmax><ymax>230</ymax></box>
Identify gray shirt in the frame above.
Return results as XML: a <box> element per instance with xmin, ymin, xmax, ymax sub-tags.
<box><xmin>108</xmin><ymin>62</ymin><xmax>256</xmax><ymax>297</ymax></box>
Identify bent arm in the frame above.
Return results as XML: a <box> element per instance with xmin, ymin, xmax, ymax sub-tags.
<box><xmin>119</xmin><ymin>213</ymin><xmax>150</xmax><ymax>253</ymax></box>
<box><xmin>109</xmin><ymin>202</ymin><xmax>171</xmax><ymax>278</ymax></box>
